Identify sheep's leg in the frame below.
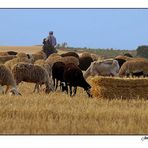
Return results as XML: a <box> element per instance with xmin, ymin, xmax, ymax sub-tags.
<box><xmin>33</xmin><ymin>84</ymin><xmax>37</xmax><ymax>93</ymax></box>
<box><xmin>73</xmin><ymin>87</ymin><xmax>77</xmax><ymax>96</ymax></box>
<box><xmin>5</xmin><ymin>86</ymin><xmax>9</xmax><ymax>94</ymax></box>
<box><xmin>86</xmin><ymin>89</ymin><xmax>92</xmax><ymax>98</ymax></box>
<box><xmin>65</xmin><ymin>83</ymin><xmax>68</xmax><ymax>94</ymax></box>
<box><xmin>34</xmin><ymin>83</ymin><xmax>40</xmax><ymax>93</ymax></box>
<box><xmin>36</xmin><ymin>83</ymin><xmax>40</xmax><ymax>93</ymax></box>
<box><xmin>53</xmin><ymin>78</ymin><xmax>55</xmax><ymax>88</ymax></box>
<box><xmin>55</xmin><ymin>79</ymin><xmax>58</xmax><ymax>91</ymax></box>
<box><xmin>69</xmin><ymin>85</ymin><xmax>72</xmax><ymax>96</ymax></box>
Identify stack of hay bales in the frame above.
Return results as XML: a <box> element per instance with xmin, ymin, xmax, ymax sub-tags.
<box><xmin>89</xmin><ymin>76</ymin><xmax>148</xmax><ymax>99</ymax></box>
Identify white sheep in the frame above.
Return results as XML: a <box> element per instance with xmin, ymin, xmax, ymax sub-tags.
<box><xmin>83</xmin><ymin>59</ymin><xmax>120</xmax><ymax>79</ymax></box>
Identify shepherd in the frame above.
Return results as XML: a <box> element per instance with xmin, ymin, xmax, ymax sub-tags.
<box><xmin>42</xmin><ymin>31</ymin><xmax>57</xmax><ymax>58</ymax></box>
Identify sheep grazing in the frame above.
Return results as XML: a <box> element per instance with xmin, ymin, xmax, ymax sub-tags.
<box><xmin>60</xmin><ymin>52</ymin><xmax>79</xmax><ymax>59</ymax></box>
<box><xmin>114</xmin><ymin>55</ymin><xmax>132</xmax><ymax>68</ymax></box>
<box><xmin>63</xmin><ymin>63</ymin><xmax>92</xmax><ymax>97</ymax></box>
<box><xmin>0</xmin><ymin>64</ymin><xmax>21</xmax><ymax>95</ymax></box>
<box><xmin>119</xmin><ymin>58</ymin><xmax>148</xmax><ymax>77</ymax></box>
<box><xmin>52</xmin><ymin>61</ymin><xmax>66</xmax><ymax>90</ymax></box>
<box><xmin>84</xmin><ymin>59</ymin><xmax>120</xmax><ymax>79</ymax></box>
<box><xmin>78</xmin><ymin>56</ymin><xmax>93</xmax><ymax>71</ymax></box>
<box><xmin>12</xmin><ymin>63</ymin><xmax>53</xmax><ymax>93</ymax></box>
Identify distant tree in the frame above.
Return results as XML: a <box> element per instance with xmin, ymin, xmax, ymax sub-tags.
<box><xmin>136</xmin><ymin>45</ymin><xmax>148</xmax><ymax>58</ymax></box>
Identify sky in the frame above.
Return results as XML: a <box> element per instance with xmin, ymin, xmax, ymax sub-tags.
<box><xmin>0</xmin><ymin>9</ymin><xmax>148</xmax><ymax>50</ymax></box>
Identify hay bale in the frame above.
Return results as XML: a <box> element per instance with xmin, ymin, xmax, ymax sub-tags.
<box><xmin>89</xmin><ymin>76</ymin><xmax>148</xmax><ymax>99</ymax></box>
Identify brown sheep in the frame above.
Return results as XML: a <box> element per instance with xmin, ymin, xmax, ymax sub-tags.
<box><xmin>12</xmin><ymin>63</ymin><xmax>53</xmax><ymax>93</ymax></box>
<box><xmin>31</xmin><ymin>50</ymin><xmax>47</xmax><ymax>62</ymax></box>
<box><xmin>60</xmin><ymin>52</ymin><xmax>79</xmax><ymax>59</ymax></box>
<box><xmin>78</xmin><ymin>56</ymin><xmax>93</xmax><ymax>71</ymax></box>
<box><xmin>4</xmin><ymin>54</ymin><xmax>34</xmax><ymax>71</ymax></box>
<box><xmin>114</xmin><ymin>55</ymin><xmax>132</xmax><ymax>68</ymax></box>
<box><xmin>63</xmin><ymin>63</ymin><xmax>92</xmax><ymax>97</ymax></box>
<box><xmin>119</xmin><ymin>58</ymin><xmax>148</xmax><ymax>77</ymax></box>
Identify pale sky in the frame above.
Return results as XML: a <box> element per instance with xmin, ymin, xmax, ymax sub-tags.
<box><xmin>0</xmin><ymin>9</ymin><xmax>148</xmax><ymax>50</ymax></box>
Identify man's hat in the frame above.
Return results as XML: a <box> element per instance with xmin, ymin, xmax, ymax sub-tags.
<box><xmin>49</xmin><ymin>31</ymin><xmax>53</xmax><ymax>34</ymax></box>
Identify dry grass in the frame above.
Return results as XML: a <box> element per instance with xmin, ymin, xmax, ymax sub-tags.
<box><xmin>0</xmin><ymin>82</ymin><xmax>148</xmax><ymax>134</ymax></box>
<box><xmin>0</xmin><ymin>46</ymin><xmax>65</xmax><ymax>54</ymax></box>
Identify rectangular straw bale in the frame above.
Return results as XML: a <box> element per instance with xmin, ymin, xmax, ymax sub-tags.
<box><xmin>89</xmin><ymin>76</ymin><xmax>148</xmax><ymax>99</ymax></box>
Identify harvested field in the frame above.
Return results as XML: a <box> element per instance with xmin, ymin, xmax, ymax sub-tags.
<box><xmin>90</xmin><ymin>76</ymin><xmax>148</xmax><ymax>99</ymax></box>
<box><xmin>0</xmin><ymin>82</ymin><xmax>148</xmax><ymax>134</ymax></box>
<box><xmin>0</xmin><ymin>46</ymin><xmax>148</xmax><ymax>135</ymax></box>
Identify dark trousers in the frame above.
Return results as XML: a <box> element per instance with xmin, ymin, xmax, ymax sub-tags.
<box><xmin>42</xmin><ymin>45</ymin><xmax>57</xmax><ymax>58</ymax></box>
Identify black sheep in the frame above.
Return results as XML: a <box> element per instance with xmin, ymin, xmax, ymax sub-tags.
<box><xmin>52</xmin><ymin>61</ymin><xmax>66</xmax><ymax>90</ymax></box>
<box><xmin>63</xmin><ymin>63</ymin><xmax>92</xmax><ymax>97</ymax></box>
<box><xmin>78</xmin><ymin>56</ymin><xmax>93</xmax><ymax>71</ymax></box>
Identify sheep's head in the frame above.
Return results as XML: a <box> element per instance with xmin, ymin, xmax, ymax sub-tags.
<box><xmin>9</xmin><ymin>88</ymin><xmax>22</xmax><ymax>96</ymax></box>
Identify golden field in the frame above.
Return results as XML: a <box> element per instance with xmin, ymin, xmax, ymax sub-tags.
<box><xmin>0</xmin><ymin>46</ymin><xmax>148</xmax><ymax>135</ymax></box>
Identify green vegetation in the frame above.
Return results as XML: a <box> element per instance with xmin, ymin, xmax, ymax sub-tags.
<box><xmin>59</xmin><ymin>46</ymin><xmax>137</xmax><ymax>58</ymax></box>
<box><xmin>136</xmin><ymin>45</ymin><xmax>148</xmax><ymax>58</ymax></box>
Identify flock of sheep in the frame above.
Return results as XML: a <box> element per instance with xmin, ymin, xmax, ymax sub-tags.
<box><xmin>0</xmin><ymin>49</ymin><xmax>148</xmax><ymax>97</ymax></box>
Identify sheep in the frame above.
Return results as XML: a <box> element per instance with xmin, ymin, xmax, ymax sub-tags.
<box><xmin>84</xmin><ymin>59</ymin><xmax>120</xmax><ymax>79</ymax></box>
<box><xmin>52</xmin><ymin>61</ymin><xmax>66</xmax><ymax>90</ymax></box>
<box><xmin>4</xmin><ymin>54</ymin><xmax>34</xmax><ymax>71</ymax></box>
<box><xmin>0</xmin><ymin>55</ymin><xmax>16</xmax><ymax>64</ymax></box>
<box><xmin>114</xmin><ymin>55</ymin><xmax>132</xmax><ymax>68</ymax></box>
<box><xmin>61</xmin><ymin>56</ymin><xmax>79</xmax><ymax>66</ymax></box>
<box><xmin>46</xmin><ymin>55</ymin><xmax>62</xmax><ymax>67</ymax></box>
<box><xmin>46</xmin><ymin>55</ymin><xmax>79</xmax><ymax>67</ymax></box>
<box><xmin>31</xmin><ymin>50</ymin><xmax>47</xmax><ymax>62</ymax></box>
<box><xmin>78</xmin><ymin>56</ymin><xmax>93</xmax><ymax>71</ymax></box>
<box><xmin>119</xmin><ymin>58</ymin><xmax>148</xmax><ymax>77</ymax></box>
<box><xmin>34</xmin><ymin>59</ymin><xmax>52</xmax><ymax>78</ymax></box>
<box><xmin>0</xmin><ymin>52</ymin><xmax>9</xmax><ymax>56</ymax></box>
<box><xmin>62</xmin><ymin>63</ymin><xmax>92</xmax><ymax>97</ymax></box>
<box><xmin>0</xmin><ymin>64</ymin><xmax>21</xmax><ymax>95</ymax></box>
<box><xmin>60</xmin><ymin>52</ymin><xmax>79</xmax><ymax>59</ymax></box>
<box><xmin>79</xmin><ymin>52</ymin><xmax>91</xmax><ymax>58</ymax></box>
<box><xmin>12</xmin><ymin>63</ymin><xmax>54</xmax><ymax>93</ymax></box>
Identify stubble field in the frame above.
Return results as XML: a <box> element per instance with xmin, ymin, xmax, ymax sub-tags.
<box><xmin>0</xmin><ymin>46</ymin><xmax>148</xmax><ymax>135</ymax></box>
